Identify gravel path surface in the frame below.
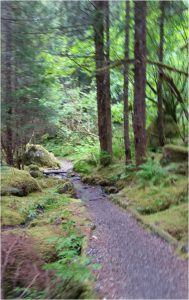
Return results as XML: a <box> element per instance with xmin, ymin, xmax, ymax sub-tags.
<box><xmin>71</xmin><ymin>177</ymin><xmax>188</xmax><ymax>299</ymax></box>
<box><xmin>58</xmin><ymin>161</ymin><xmax>188</xmax><ymax>299</ymax></box>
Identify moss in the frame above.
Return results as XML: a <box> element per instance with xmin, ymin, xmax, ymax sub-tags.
<box><xmin>1</xmin><ymin>167</ymin><xmax>41</xmax><ymax>195</ymax></box>
<box><xmin>3</xmin><ymin>196</ymin><xmax>91</xmax><ymax>261</ymax></box>
<box><xmin>37</xmin><ymin>177</ymin><xmax>63</xmax><ymax>189</ymax></box>
<box><xmin>161</xmin><ymin>144</ymin><xmax>188</xmax><ymax>165</ymax></box>
<box><xmin>27</xmin><ymin>225</ymin><xmax>63</xmax><ymax>261</ymax></box>
<box><xmin>28</xmin><ymin>164</ymin><xmax>40</xmax><ymax>171</ymax></box>
<box><xmin>56</xmin><ymin>180</ymin><xmax>76</xmax><ymax>197</ymax></box>
<box><xmin>1</xmin><ymin>207</ymin><xmax>26</xmax><ymax>226</ymax></box>
<box><xmin>81</xmin><ymin>162</ymin><xmax>128</xmax><ymax>188</ymax></box>
<box><xmin>1</xmin><ymin>173</ymin><xmax>94</xmax><ymax>298</ymax></box>
<box><xmin>112</xmin><ymin>176</ymin><xmax>188</xmax><ymax>214</ymax></box>
<box><xmin>29</xmin><ymin>170</ymin><xmax>44</xmax><ymax>178</ymax></box>
<box><xmin>1</xmin><ymin>184</ymin><xmax>65</xmax><ymax>226</ymax></box>
<box><xmin>24</xmin><ymin>144</ymin><xmax>61</xmax><ymax>168</ymax></box>
<box><xmin>104</xmin><ymin>186</ymin><xmax>118</xmax><ymax>194</ymax></box>
<box><xmin>73</xmin><ymin>160</ymin><xmax>94</xmax><ymax>174</ymax></box>
<box><xmin>82</xmin><ymin>175</ymin><xmax>110</xmax><ymax>186</ymax></box>
<box><xmin>143</xmin><ymin>203</ymin><xmax>188</xmax><ymax>243</ymax></box>
<box><xmin>147</xmin><ymin>116</ymin><xmax>179</xmax><ymax>149</ymax></box>
<box><xmin>164</xmin><ymin>144</ymin><xmax>188</xmax><ymax>154</ymax></box>
<box><xmin>1</xmin><ymin>187</ymin><xmax>27</xmax><ymax>197</ymax></box>
<box><xmin>1</xmin><ymin>192</ymin><xmax>43</xmax><ymax>226</ymax></box>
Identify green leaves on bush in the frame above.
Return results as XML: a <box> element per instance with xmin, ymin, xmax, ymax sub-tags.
<box><xmin>136</xmin><ymin>160</ymin><xmax>167</xmax><ymax>187</ymax></box>
<box><xmin>45</xmin><ymin>234</ymin><xmax>91</xmax><ymax>282</ymax></box>
<box><xmin>73</xmin><ymin>160</ymin><xmax>93</xmax><ymax>174</ymax></box>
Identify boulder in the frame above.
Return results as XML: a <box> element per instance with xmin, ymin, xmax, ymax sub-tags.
<box><xmin>24</xmin><ymin>144</ymin><xmax>60</xmax><ymax>168</ymax></box>
<box><xmin>28</xmin><ymin>164</ymin><xmax>40</xmax><ymax>171</ymax></box>
<box><xmin>1</xmin><ymin>167</ymin><xmax>41</xmax><ymax>196</ymax></box>
<box><xmin>82</xmin><ymin>175</ymin><xmax>110</xmax><ymax>186</ymax></box>
<box><xmin>104</xmin><ymin>186</ymin><xmax>118</xmax><ymax>194</ymax></box>
<box><xmin>161</xmin><ymin>145</ymin><xmax>188</xmax><ymax>165</ymax></box>
<box><xmin>56</xmin><ymin>181</ymin><xmax>76</xmax><ymax>197</ymax></box>
<box><xmin>29</xmin><ymin>170</ymin><xmax>44</xmax><ymax>178</ymax></box>
<box><xmin>1</xmin><ymin>187</ymin><xmax>26</xmax><ymax>197</ymax></box>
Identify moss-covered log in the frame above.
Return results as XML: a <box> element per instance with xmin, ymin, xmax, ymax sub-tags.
<box><xmin>161</xmin><ymin>144</ymin><xmax>188</xmax><ymax>165</ymax></box>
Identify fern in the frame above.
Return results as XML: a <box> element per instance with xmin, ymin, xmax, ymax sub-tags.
<box><xmin>136</xmin><ymin>160</ymin><xmax>167</xmax><ymax>187</ymax></box>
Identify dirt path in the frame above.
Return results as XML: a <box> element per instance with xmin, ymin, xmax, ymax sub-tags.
<box><xmin>59</xmin><ymin>161</ymin><xmax>188</xmax><ymax>299</ymax></box>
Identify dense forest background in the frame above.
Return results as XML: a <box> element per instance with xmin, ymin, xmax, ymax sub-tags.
<box><xmin>1</xmin><ymin>1</ymin><xmax>189</xmax><ymax>299</ymax></box>
<box><xmin>1</xmin><ymin>0</ymin><xmax>188</xmax><ymax>167</ymax></box>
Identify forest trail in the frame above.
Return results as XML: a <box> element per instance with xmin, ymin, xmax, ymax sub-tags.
<box><xmin>50</xmin><ymin>160</ymin><xmax>188</xmax><ymax>299</ymax></box>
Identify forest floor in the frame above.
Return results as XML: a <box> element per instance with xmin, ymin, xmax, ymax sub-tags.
<box><xmin>1</xmin><ymin>155</ymin><xmax>188</xmax><ymax>299</ymax></box>
<box><xmin>61</xmin><ymin>160</ymin><xmax>188</xmax><ymax>299</ymax></box>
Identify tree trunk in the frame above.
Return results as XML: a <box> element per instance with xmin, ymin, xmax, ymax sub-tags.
<box><xmin>157</xmin><ymin>1</ymin><xmax>165</xmax><ymax>146</ymax></box>
<box><xmin>104</xmin><ymin>0</ymin><xmax>113</xmax><ymax>159</ymax></box>
<box><xmin>2</xmin><ymin>1</ymin><xmax>14</xmax><ymax>165</ymax></box>
<box><xmin>133</xmin><ymin>1</ymin><xmax>147</xmax><ymax>166</ymax></box>
<box><xmin>123</xmin><ymin>0</ymin><xmax>132</xmax><ymax>164</ymax></box>
<box><xmin>93</xmin><ymin>0</ymin><xmax>112</xmax><ymax>165</ymax></box>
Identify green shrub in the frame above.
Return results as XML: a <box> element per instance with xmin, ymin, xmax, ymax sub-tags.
<box><xmin>136</xmin><ymin>160</ymin><xmax>167</xmax><ymax>186</ymax></box>
<box><xmin>99</xmin><ymin>151</ymin><xmax>112</xmax><ymax>166</ymax></box>
<box><xmin>73</xmin><ymin>160</ymin><xmax>94</xmax><ymax>174</ymax></box>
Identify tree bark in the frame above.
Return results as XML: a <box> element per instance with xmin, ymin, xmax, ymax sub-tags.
<box><xmin>93</xmin><ymin>0</ymin><xmax>112</xmax><ymax>165</ymax></box>
<box><xmin>157</xmin><ymin>1</ymin><xmax>165</xmax><ymax>146</ymax></box>
<box><xmin>2</xmin><ymin>1</ymin><xmax>14</xmax><ymax>165</ymax></box>
<box><xmin>133</xmin><ymin>1</ymin><xmax>147</xmax><ymax>166</ymax></box>
<box><xmin>104</xmin><ymin>0</ymin><xmax>113</xmax><ymax>159</ymax></box>
<box><xmin>123</xmin><ymin>0</ymin><xmax>132</xmax><ymax>164</ymax></box>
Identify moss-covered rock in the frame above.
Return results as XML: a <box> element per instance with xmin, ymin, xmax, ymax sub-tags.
<box><xmin>1</xmin><ymin>167</ymin><xmax>41</xmax><ymax>196</ymax></box>
<box><xmin>56</xmin><ymin>180</ymin><xmax>76</xmax><ymax>197</ymax></box>
<box><xmin>1</xmin><ymin>187</ymin><xmax>27</xmax><ymax>197</ymax></box>
<box><xmin>24</xmin><ymin>144</ymin><xmax>60</xmax><ymax>168</ymax></box>
<box><xmin>29</xmin><ymin>170</ymin><xmax>44</xmax><ymax>178</ymax></box>
<box><xmin>28</xmin><ymin>164</ymin><xmax>40</xmax><ymax>171</ymax></box>
<box><xmin>82</xmin><ymin>175</ymin><xmax>110</xmax><ymax>186</ymax></box>
<box><xmin>161</xmin><ymin>144</ymin><xmax>188</xmax><ymax>165</ymax></box>
<box><xmin>104</xmin><ymin>186</ymin><xmax>118</xmax><ymax>194</ymax></box>
<box><xmin>147</xmin><ymin>115</ymin><xmax>179</xmax><ymax>149</ymax></box>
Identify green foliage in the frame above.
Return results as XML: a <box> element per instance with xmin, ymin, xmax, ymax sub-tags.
<box><xmin>13</xmin><ymin>287</ymin><xmax>47</xmax><ymax>299</ymax></box>
<box><xmin>112</xmin><ymin>136</ymin><xmax>125</xmax><ymax>160</ymax></box>
<box><xmin>108</xmin><ymin>163</ymin><xmax>136</xmax><ymax>182</ymax></box>
<box><xmin>112</xmin><ymin>103</ymin><xmax>123</xmax><ymax>124</ymax></box>
<box><xmin>136</xmin><ymin>160</ymin><xmax>167</xmax><ymax>187</ymax></box>
<box><xmin>73</xmin><ymin>160</ymin><xmax>94</xmax><ymax>174</ymax></box>
<box><xmin>99</xmin><ymin>151</ymin><xmax>112</xmax><ymax>166</ymax></box>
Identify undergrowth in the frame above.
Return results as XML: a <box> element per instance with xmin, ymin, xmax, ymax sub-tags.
<box><xmin>1</xmin><ymin>172</ymin><xmax>97</xmax><ymax>299</ymax></box>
